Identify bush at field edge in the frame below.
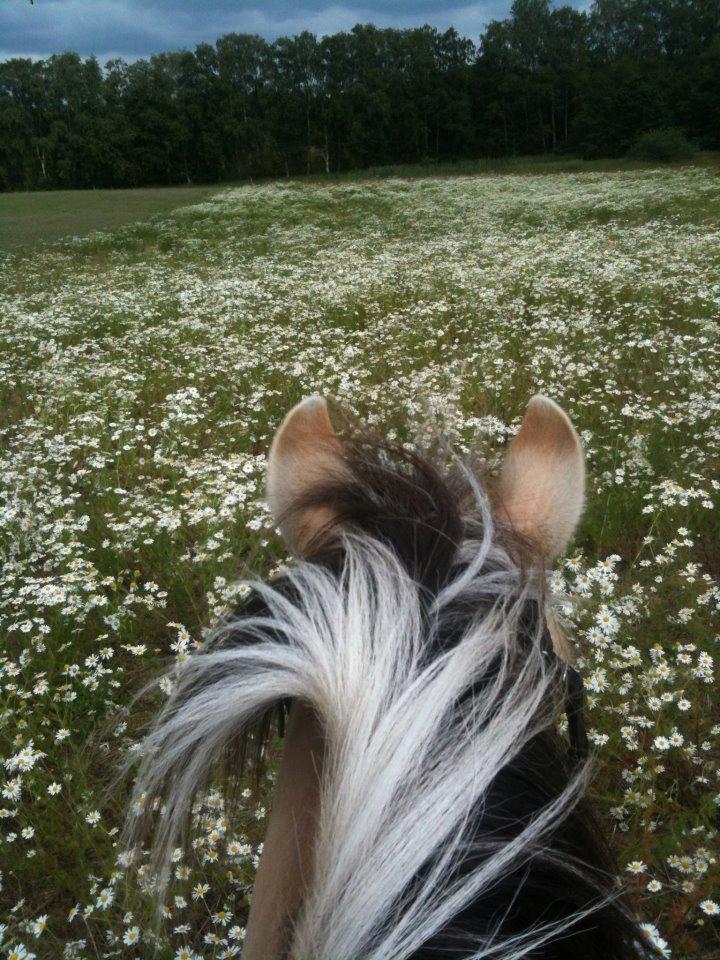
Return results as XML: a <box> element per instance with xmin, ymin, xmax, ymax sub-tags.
<box><xmin>627</xmin><ymin>128</ymin><xmax>696</xmax><ymax>164</ymax></box>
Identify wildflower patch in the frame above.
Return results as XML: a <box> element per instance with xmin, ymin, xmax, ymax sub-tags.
<box><xmin>1</xmin><ymin>167</ymin><xmax>719</xmax><ymax>957</ymax></box>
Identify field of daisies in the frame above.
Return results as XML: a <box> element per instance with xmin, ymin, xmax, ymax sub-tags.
<box><xmin>1</xmin><ymin>164</ymin><xmax>720</xmax><ymax>959</ymax></box>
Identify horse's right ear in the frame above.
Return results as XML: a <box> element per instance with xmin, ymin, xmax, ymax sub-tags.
<box><xmin>496</xmin><ymin>395</ymin><xmax>585</xmax><ymax>558</ymax></box>
<box><xmin>267</xmin><ymin>396</ymin><xmax>348</xmax><ymax>556</ymax></box>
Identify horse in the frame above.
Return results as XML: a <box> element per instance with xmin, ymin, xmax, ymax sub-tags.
<box><xmin>128</xmin><ymin>394</ymin><xmax>651</xmax><ymax>960</ymax></box>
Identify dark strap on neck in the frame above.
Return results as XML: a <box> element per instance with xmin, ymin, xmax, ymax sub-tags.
<box><xmin>564</xmin><ymin>663</ymin><xmax>589</xmax><ymax>762</ymax></box>
<box><xmin>538</xmin><ymin>614</ymin><xmax>589</xmax><ymax>763</ymax></box>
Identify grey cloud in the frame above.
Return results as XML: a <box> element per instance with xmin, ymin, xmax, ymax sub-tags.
<box><xmin>1</xmin><ymin>0</ymin><xmax>585</xmax><ymax>62</ymax></box>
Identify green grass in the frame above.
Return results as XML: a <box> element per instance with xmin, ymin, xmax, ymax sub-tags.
<box><xmin>0</xmin><ymin>184</ymin><xmax>218</xmax><ymax>253</ymax></box>
<box><xmin>3</xmin><ymin>153</ymin><xmax>718</xmax><ymax>255</ymax></box>
<box><xmin>0</xmin><ymin>162</ymin><xmax>719</xmax><ymax>958</ymax></box>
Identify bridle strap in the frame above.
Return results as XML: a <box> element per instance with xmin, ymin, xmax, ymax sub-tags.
<box><xmin>564</xmin><ymin>661</ymin><xmax>590</xmax><ymax>762</ymax></box>
<box><xmin>539</xmin><ymin>617</ymin><xmax>589</xmax><ymax>763</ymax></box>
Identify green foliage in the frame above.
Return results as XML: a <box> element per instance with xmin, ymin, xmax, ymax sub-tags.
<box><xmin>1</xmin><ymin>0</ymin><xmax>719</xmax><ymax>190</ymax></box>
<box><xmin>628</xmin><ymin>128</ymin><xmax>697</xmax><ymax>163</ymax></box>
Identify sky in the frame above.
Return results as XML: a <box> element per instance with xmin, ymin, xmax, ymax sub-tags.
<box><xmin>0</xmin><ymin>0</ymin><xmax>585</xmax><ymax>63</ymax></box>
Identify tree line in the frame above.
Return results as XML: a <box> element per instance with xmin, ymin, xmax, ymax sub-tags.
<box><xmin>1</xmin><ymin>0</ymin><xmax>718</xmax><ymax>191</ymax></box>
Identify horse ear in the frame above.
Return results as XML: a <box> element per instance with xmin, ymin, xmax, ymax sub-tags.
<box><xmin>267</xmin><ymin>396</ymin><xmax>347</xmax><ymax>555</ymax></box>
<box><xmin>497</xmin><ymin>395</ymin><xmax>585</xmax><ymax>558</ymax></box>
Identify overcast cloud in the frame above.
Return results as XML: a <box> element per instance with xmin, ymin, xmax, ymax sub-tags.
<box><xmin>1</xmin><ymin>0</ymin><xmax>586</xmax><ymax>62</ymax></box>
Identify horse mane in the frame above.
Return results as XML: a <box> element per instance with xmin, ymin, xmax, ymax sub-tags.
<box><xmin>126</xmin><ymin>431</ymin><xmax>647</xmax><ymax>959</ymax></box>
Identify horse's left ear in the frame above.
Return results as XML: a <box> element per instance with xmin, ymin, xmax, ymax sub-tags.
<box><xmin>267</xmin><ymin>396</ymin><xmax>347</xmax><ymax>556</ymax></box>
<box><xmin>497</xmin><ymin>395</ymin><xmax>585</xmax><ymax>558</ymax></box>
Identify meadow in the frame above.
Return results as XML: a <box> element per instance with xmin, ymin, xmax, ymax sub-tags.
<box><xmin>6</xmin><ymin>155</ymin><xmax>717</xmax><ymax>255</ymax></box>
<box><xmin>1</xmin><ymin>164</ymin><xmax>719</xmax><ymax>958</ymax></box>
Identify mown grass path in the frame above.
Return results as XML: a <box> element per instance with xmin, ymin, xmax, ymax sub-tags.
<box><xmin>0</xmin><ymin>185</ymin><xmax>217</xmax><ymax>253</ymax></box>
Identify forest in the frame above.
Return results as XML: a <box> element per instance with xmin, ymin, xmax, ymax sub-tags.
<box><xmin>1</xmin><ymin>0</ymin><xmax>718</xmax><ymax>191</ymax></box>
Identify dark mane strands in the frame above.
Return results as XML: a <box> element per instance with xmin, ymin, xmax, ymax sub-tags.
<box><xmin>297</xmin><ymin>431</ymin><xmax>469</xmax><ymax>590</ymax></box>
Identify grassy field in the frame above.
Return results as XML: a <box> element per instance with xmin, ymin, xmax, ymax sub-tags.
<box><xmin>1</xmin><ymin>165</ymin><xmax>720</xmax><ymax>958</ymax></box>
<box><xmin>0</xmin><ymin>184</ymin><xmax>217</xmax><ymax>253</ymax></box>
<box><xmin>3</xmin><ymin>154</ymin><xmax>717</xmax><ymax>255</ymax></box>
<box><xmin>308</xmin><ymin>150</ymin><xmax>720</xmax><ymax>184</ymax></box>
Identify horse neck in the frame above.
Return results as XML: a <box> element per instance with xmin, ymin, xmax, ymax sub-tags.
<box><xmin>243</xmin><ymin>702</ymin><xmax>324</xmax><ymax>960</ymax></box>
